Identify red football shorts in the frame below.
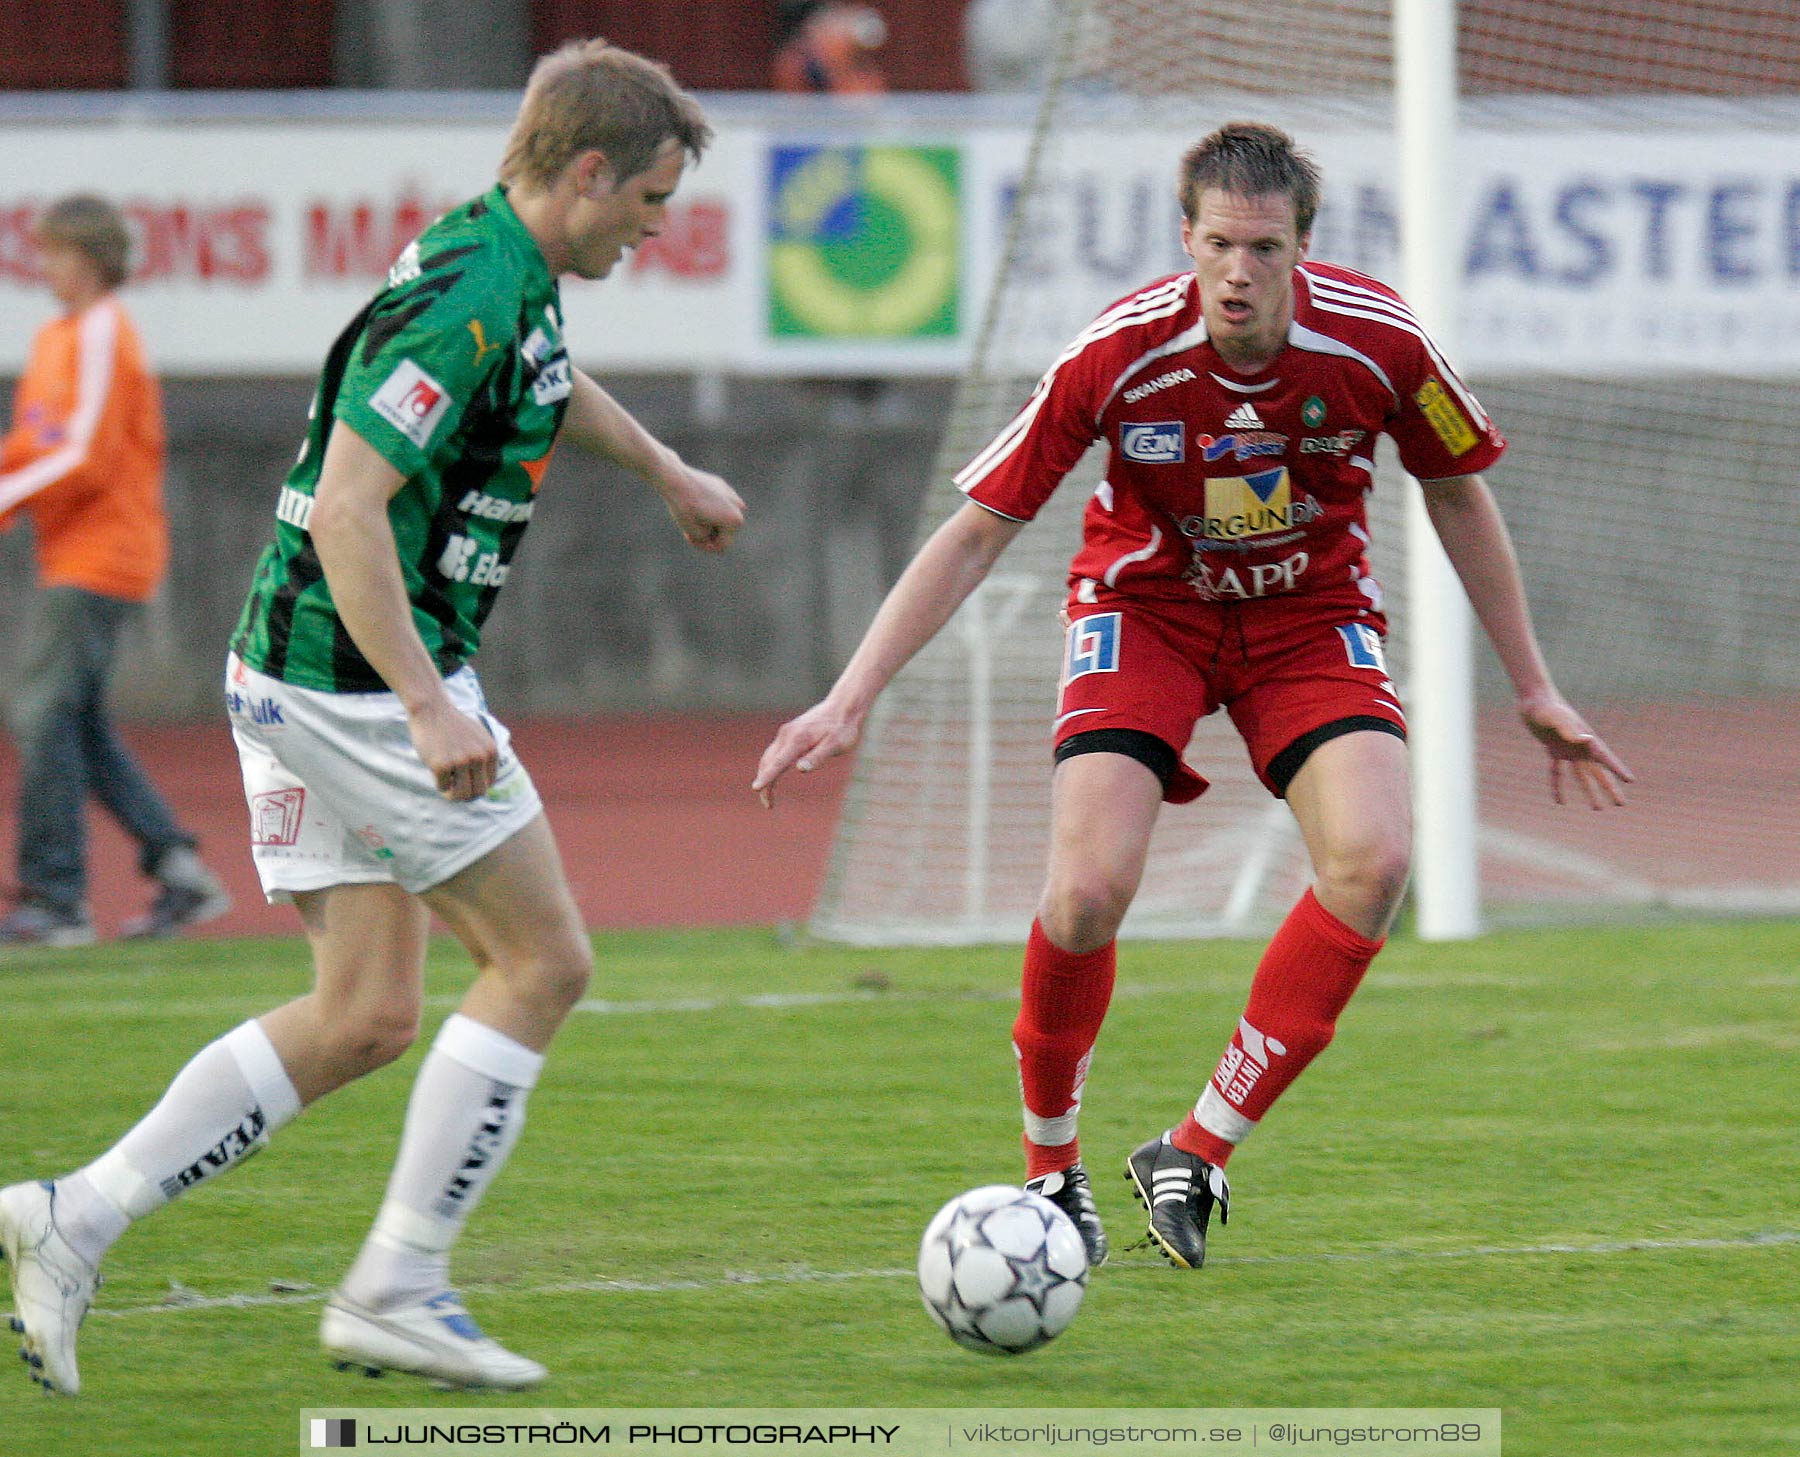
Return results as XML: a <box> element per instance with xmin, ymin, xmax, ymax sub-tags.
<box><xmin>1052</xmin><ymin>596</ymin><xmax>1408</xmax><ymax>802</ymax></box>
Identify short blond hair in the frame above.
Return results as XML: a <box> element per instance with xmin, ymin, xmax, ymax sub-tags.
<box><xmin>500</xmin><ymin>39</ymin><xmax>712</xmax><ymax>190</ymax></box>
<box><xmin>37</xmin><ymin>194</ymin><xmax>132</xmax><ymax>290</ymax></box>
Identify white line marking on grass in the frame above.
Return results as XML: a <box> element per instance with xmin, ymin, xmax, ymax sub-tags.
<box><xmin>78</xmin><ymin>1231</ymin><xmax>1799</xmax><ymax>1323</ymax></box>
<box><xmin>1582</xmin><ymin>1026</ymin><xmax>1800</xmax><ymax>1053</ymax></box>
<box><xmin>1</xmin><ymin>970</ymin><xmax>1540</xmax><ymax>1025</ymax></box>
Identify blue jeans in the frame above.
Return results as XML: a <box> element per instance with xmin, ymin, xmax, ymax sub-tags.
<box><xmin>6</xmin><ymin>587</ymin><xmax>192</xmax><ymax>914</ymax></box>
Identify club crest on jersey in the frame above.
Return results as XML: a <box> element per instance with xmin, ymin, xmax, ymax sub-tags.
<box><xmin>1119</xmin><ymin>421</ymin><xmax>1184</xmax><ymax>464</ymax></box>
<box><xmin>370</xmin><ymin>359</ymin><xmax>453</xmax><ymax>447</ymax></box>
<box><xmin>1064</xmin><ymin>612</ymin><xmax>1121</xmax><ymax>682</ymax></box>
<box><xmin>1188</xmin><ymin>468</ymin><xmax>1322</xmax><ymax>542</ymax></box>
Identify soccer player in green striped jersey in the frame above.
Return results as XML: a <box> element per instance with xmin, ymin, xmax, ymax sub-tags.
<box><xmin>1</xmin><ymin>40</ymin><xmax>745</xmax><ymax>1396</ymax></box>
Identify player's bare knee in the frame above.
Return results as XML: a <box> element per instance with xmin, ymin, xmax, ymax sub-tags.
<box><xmin>516</xmin><ymin>936</ymin><xmax>593</xmax><ymax>1016</ymax></box>
<box><xmin>1039</xmin><ymin>877</ymin><xmax>1132</xmax><ymax>952</ymax></box>
<box><xmin>325</xmin><ymin>997</ymin><xmax>421</xmax><ymax>1075</ymax></box>
<box><xmin>1315</xmin><ymin>837</ymin><xmax>1411</xmax><ymax>921</ymax></box>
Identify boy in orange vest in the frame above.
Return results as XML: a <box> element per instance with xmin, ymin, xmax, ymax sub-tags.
<box><xmin>0</xmin><ymin>195</ymin><xmax>228</xmax><ymax>945</ymax></box>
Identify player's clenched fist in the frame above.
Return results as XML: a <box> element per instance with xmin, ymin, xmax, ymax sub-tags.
<box><xmin>408</xmin><ymin>698</ymin><xmax>499</xmax><ymax>802</ymax></box>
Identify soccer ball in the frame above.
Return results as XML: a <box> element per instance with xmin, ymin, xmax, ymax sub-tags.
<box><xmin>917</xmin><ymin>1185</ymin><xmax>1088</xmax><ymax>1355</ymax></box>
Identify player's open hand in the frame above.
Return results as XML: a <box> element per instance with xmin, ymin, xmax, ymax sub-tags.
<box><xmin>409</xmin><ymin>698</ymin><xmax>500</xmax><ymax>802</ymax></box>
<box><xmin>1519</xmin><ymin>695</ymin><xmax>1633</xmax><ymax>810</ymax></box>
<box><xmin>659</xmin><ymin>462</ymin><xmax>745</xmax><ymax>553</ymax></box>
<box><xmin>752</xmin><ymin>701</ymin><xmax>862</xmax><ymax>808</ymax></box>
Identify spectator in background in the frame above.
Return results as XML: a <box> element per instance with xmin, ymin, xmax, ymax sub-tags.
<box><xmin>774</xmin><ymin>0</ymin><xmax>889</xmax><ymax>94</ymax></box>
<box><xmin>0</xmin><ymin>195</ymin><xmax>230</xmax><ymax>948</ymax></box>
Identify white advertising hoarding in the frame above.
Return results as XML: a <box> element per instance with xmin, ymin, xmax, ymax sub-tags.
<box><xmin>2</xmin><ymin>107</ymin><xmax>1797</xmax><ymax>377</ymax></box>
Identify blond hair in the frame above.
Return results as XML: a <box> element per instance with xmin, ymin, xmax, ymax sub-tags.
<box><xmin>37</xmin><ymin>194</ymin><xmax>132</xmax><ymax>290</ymax></box>
<box><xmin>500</xmin><ymin>39</ymin><xmax>712</xmax><ymax>190</ymax></box>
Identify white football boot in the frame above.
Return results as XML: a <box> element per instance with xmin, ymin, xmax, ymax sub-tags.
<box><xmin>321</xmin><ymin>1290</ymin><xmax>547</xmax><ymax>1390</ymax></box>
<box><xmin>0</xmin><ymin>1181</ymin><xmax>102</xmax><ymax>1395</ymax></box>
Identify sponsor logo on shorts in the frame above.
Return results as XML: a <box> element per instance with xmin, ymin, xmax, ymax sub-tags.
<box><xmin>1336</xmin><ymin>622</ymin><xmax>1388</xmax><ymax>672</ymax></box>
<box><xmin>1415</xmin><ymin>378</ymin><xmax>1481</xmax><ymax>456</ymax></box>
<box><xmin>226</xmin><ymin>691</ymin><xmax>287</xmax><ymax>728</ymax></box>
<box><xmin>251</xmin><ymin>788</ymin><xmax>306</xmax><ymax>846</ymax></box>
<box><xmin>1064</xmin><ymin>612</ymin><xmax>1121</xmax><ymax>681</ymax></box>
<box><xmin>354</xmin><ymin>826</ymin><xmax>397</xmax><ymax>861</ymax></box>
<box><xmin>1119</xmin><ymin>421</ymin><xmax>1184</xmax><ymax>463</ymax></box>
<box><xmin>370</xmin><ymin>359</ymin><xmax>453</xmax><ymax>447</ymax></box>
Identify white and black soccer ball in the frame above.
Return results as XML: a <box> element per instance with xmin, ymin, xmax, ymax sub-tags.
<box><xmin>917</xmin><ymin>1184</ymin><xmax>1088</xmax><ymax>1355</ymax></box>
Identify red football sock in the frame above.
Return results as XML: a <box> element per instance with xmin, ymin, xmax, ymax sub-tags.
<box><xmin>1173</xmin><ymin>888</ymin><xmax>1383</xmax><ymax>1167</ymax></box>
<box><xmin>1013</xmin><ymin>919</ymin><xmax>1117</xmax><ymax>1179</ymax></box>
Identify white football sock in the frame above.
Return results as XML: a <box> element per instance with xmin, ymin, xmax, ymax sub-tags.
<box><xmin>58</xmin><ymin>1020</ymin><xmax>301</xmax><ymax>1266</ymax></box>
<box><xmin>341</xmin><ymin>1014</ymin><xmax>542</xmax><ymax>1310</ymax></box>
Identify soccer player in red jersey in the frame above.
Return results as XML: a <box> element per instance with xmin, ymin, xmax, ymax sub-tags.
<box><xmin>754</xmin><ymin>122</ymin><xmax>1631</xmax><ymax>1269</ymax></box>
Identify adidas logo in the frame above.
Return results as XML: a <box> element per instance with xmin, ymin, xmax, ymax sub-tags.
<box><xmin>1224</xmin><ymin>403</ymin><xmax>1264</xmax><ymax>430</ymax></box>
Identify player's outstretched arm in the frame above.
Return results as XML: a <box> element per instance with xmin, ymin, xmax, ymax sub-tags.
<box><xmin>564</xmin><ymin>367</ymin><xmax>744</xmax><ymax>552</ymax></box>
<box><xmin>753</xmin><ymin>501</ymin><xmax>1023</xmax><ymax>805</ymax></box>
<box><xmin>1420</xmin><ymin>472</ymin><xmax>1634</xmax><ymax>810</ymax></box>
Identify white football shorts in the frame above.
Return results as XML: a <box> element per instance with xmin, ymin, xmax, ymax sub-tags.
<box><xmin>225</xmin><ymin>651</ymin><xmax>543</xmax><ymax>902</ymax></box>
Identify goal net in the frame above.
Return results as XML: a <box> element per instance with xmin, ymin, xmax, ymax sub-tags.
<box><xmin>810</xmin><ymin>0</ymin><xmax>1800</xmax><ymax>944</ymax></box>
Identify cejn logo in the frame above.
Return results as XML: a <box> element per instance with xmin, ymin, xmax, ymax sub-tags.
<box><xmin>1119</xmin><ymin>421</ymin><xmax>1184</xmax><ymax>463</ymax></box>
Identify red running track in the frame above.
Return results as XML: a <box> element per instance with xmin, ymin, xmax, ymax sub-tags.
<box><xmin>0</xmin><ymin>716</ymin><xmax>852</xmax><ymax>941</ymax></box>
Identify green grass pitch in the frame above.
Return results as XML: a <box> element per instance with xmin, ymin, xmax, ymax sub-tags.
<box><xmin>0</xmin><ymin>921</ymin><xmax>1795</xmax><ymax>1456</ymax></box>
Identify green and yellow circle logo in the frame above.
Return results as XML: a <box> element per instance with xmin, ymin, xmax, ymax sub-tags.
<box><xmin>768</xmin><ymin>145</ymin><xmax>960</xmax><ymax>339</ymax></box>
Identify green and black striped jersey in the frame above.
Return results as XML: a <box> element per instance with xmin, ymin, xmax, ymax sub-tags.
<box><xmin>232</xmin><ymin>185</ymin><xmax>570</xmax><ymax>692</ymax></box>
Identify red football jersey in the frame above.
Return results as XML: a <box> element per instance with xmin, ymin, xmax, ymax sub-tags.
<box><xmin>955</xmin><ymin>262</ymin><xmax>1505</xmax><ymax>617</ymax></box>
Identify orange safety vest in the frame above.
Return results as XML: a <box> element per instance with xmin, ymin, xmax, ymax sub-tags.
<box><xmin>0</xmin><ymin>295</ymin><xmax>168</xmax><ymax>602</ymax></box>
